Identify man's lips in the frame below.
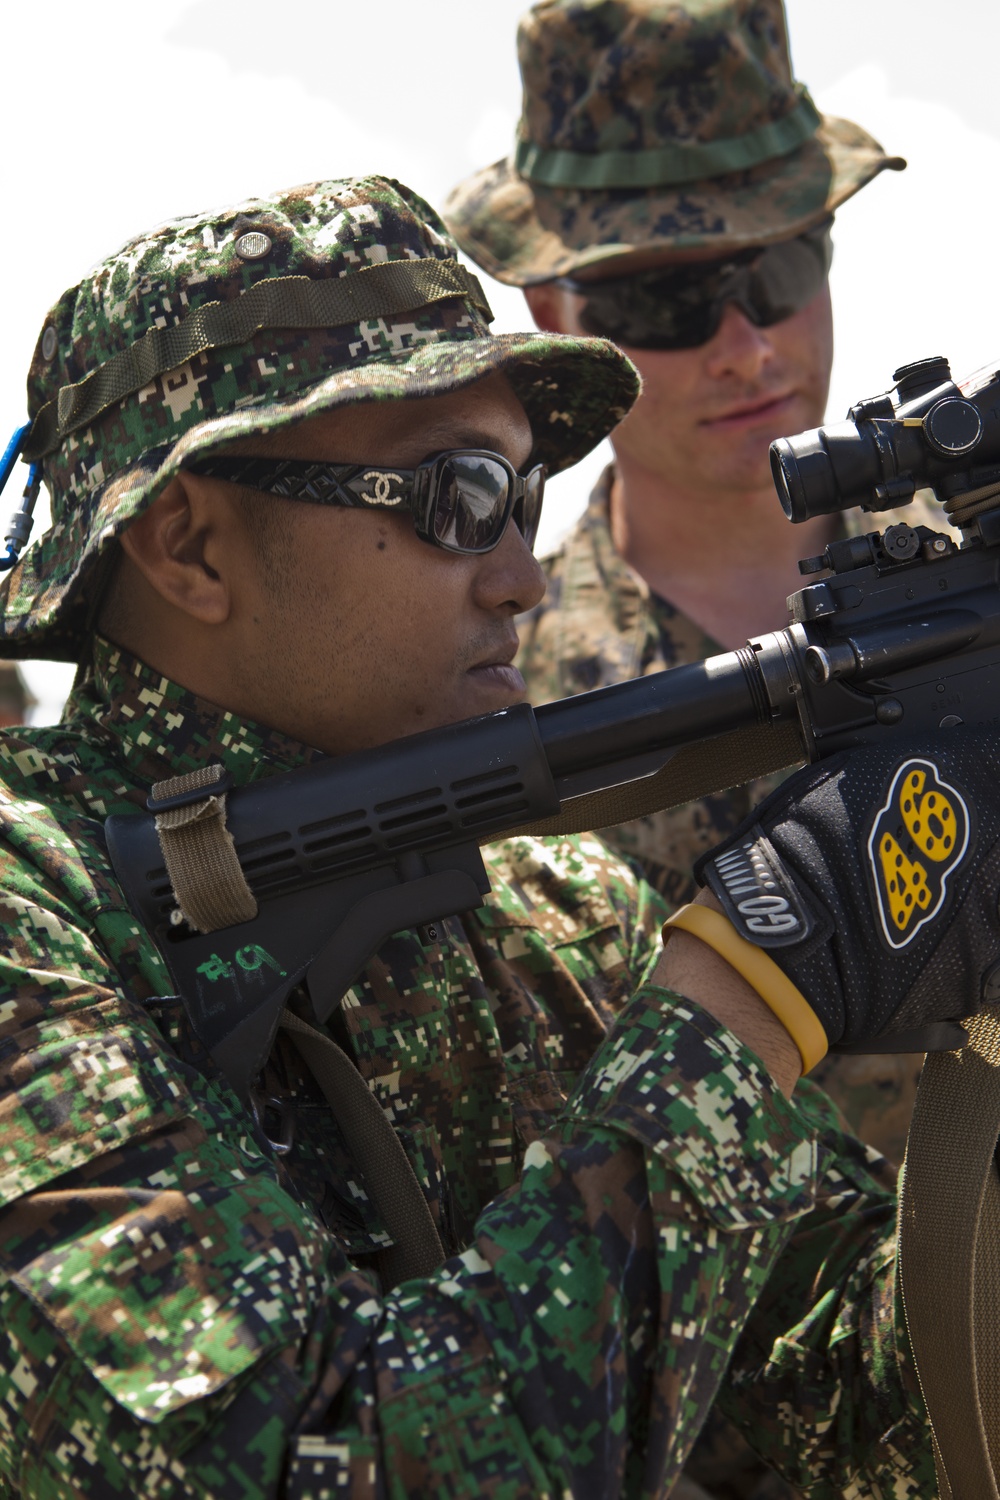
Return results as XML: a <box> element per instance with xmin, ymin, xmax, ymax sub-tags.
<box><xmin>467</xmin><ymin>644</ymin><xmax>524</xmax><ymax>694</ymax></box>
<box><xmin>468</xmin><ymin>662</ymin><xmax>526</xmax><ymax>693</ymax></box>
<box><xmin>700</xmin><ymin>390</ymin><xmax>797</xmax><ymax>430</ymax></box>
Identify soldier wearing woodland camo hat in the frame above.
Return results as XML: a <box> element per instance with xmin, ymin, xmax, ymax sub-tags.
<box><xmin>447</xmin><ymin>0</ymin><xmax>909</xmax><ymax>897</ymax></box>
<box><xmin>0</xmin><ymin>175</ymin><xmax>942</xmax><ymax>1498</ymax></box>
<box><xmin>447</xmin><ymin>9</ymin><xmax>920</xmax><ymax>1494</ymax></box>
<box><xmin>447</xmin><ymin>8</ymin><xmax>921</xmax><ymax>1148</ymax></box>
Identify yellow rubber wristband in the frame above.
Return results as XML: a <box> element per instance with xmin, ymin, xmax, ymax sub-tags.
<box><xmin>662</xmin><ymin>903</ymin><xmax>829</xmax><ymax>1074</ymax></box>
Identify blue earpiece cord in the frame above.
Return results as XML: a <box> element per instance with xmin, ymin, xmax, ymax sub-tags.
<box><xmin>0</xmin><ymin>423</ymin><xmax>40</xmax><ymax>572</ymax></box>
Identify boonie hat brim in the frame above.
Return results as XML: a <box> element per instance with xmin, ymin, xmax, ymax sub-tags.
<box><xmin>446</xmin><ymin>114</ymin><xmax>905</xmax><ymax>286</ymax></box>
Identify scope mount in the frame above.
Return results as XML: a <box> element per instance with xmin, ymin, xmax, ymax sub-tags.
<box><xmin>797</xmin><ymin>524</ymin><xmax>956</xmax><ymax>581</ymax></box>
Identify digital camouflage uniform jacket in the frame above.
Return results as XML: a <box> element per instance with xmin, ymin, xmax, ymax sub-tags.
<box><xmin>517</xmin><ymin>469</ymin><xmax>928</xmax><ymax>1173</ymax></box>
<box><xmin>0</xmin><ymin>640</ymin><xmax>933</xmax><ymax>1499</ymax></box>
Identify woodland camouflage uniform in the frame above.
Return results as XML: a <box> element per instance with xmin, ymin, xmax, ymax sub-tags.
<box><xmin>445</xmin><ymin>4</ymin><xmax>915</xmax><ymax>1495</ymax></box>
<box><xmin>0</xmin><ymin>176</ymin><xmax>934</xmax><ymax>1495</ymax></box>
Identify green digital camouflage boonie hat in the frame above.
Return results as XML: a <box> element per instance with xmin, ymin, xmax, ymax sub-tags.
<box><xmin>444</xmin><ymin>0</ymin><xmax>906</xmax><ymax>285</ymax></box>
<box><xmin>0</xmin><ymin>175</ymin><xmax>639</xmax><ymax>661</ymax></box>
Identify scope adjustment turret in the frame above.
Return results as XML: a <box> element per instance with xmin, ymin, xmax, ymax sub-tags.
<box><xmin>892</xmin><ymin>356</ymin><xmax>952</xmax><ymax>400</ymax></box>
<box><xmin>923</xmin><ymin>398</ymin><xmax>983</xmax><ymax>458</ymax></box>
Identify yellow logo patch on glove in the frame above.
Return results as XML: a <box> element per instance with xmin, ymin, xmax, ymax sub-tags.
<box><xmin>868</xmin><ymin>759</ymin><xmax>971</xmax><ymax>948</ymax></box>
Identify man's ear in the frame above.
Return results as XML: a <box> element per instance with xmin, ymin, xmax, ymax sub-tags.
<box><xmin>118</xmin><ymin>472</ymin><xmax>238</xmax><ymax>625</ymax></box>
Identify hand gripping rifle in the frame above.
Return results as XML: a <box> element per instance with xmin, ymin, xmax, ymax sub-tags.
<box><xmin>105</xmin><ymin>358</ymin><xmax>1000</xmax><ymax>1481</ymax></box>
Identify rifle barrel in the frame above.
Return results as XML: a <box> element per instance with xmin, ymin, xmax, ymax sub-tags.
<box><xmin>534</xmin><ymin>649</ymin><xmax>765</xmax><ymax>779</ymax></box>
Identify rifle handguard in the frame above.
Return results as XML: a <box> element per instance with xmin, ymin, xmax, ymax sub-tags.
<box><xmin>662</xmin><ymin>904</ymin><xmax>828</xmax><ymax>1073</ymax></box>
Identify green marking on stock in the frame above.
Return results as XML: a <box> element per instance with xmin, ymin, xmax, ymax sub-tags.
<box><xmin>197</xmin><ymin>945</ymin><xmax>287</xmax><ymax>983</ymax></box>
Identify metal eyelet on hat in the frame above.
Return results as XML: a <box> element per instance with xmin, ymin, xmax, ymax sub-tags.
<box><xmin>234</xmin><ymin>230</ymin><xmax>272</xmax><ymax>262</ymax></box>
<box><xmin>41</xmin><ymin>327</ymin><xmax>58</xmax><ymax>361</ymax></box>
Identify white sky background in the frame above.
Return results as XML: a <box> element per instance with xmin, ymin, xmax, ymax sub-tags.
<box><xmin>2</xmin><ymin>0</ymin><xmax>998</xmax><ymax>722</ymax></box>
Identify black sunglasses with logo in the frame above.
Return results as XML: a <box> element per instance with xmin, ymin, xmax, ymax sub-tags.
<box><xmin>559</xmin><ymin>220</ymin><xmax>833</xmax><ymax>351</ymax></box>
<box><xmin>186</xmin><ymin>450</ymin><xmax>546</xmax><ymax>556</ymax></box>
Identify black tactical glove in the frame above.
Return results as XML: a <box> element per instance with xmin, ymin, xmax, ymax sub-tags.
<box><xmin>689</xmin><ymin>728</ymin><xmax>1000</xmax><ymax>1062</ymax></box>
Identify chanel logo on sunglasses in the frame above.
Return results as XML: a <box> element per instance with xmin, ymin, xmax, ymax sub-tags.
<box><xmin>360</xmin><ymin>472</ymin><xmax>403</xmax><ymax>505</ymax></box>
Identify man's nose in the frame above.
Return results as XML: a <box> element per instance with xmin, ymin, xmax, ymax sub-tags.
<box><xmin>473</xmin><ymin>518</ymin><xmax>547</xmax><ymax>614</ymax></box>
<box><xmin>703</xmin><ymin>300</ymin><xmax>776</xmax><ymax>382</ymax></box>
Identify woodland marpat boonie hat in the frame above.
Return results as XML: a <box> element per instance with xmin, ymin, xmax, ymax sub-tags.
<box><xmin>444</xmin><ymin>0</ymin><xmax>905</xmax><ymax>285</ymax></box>
<box><xmin>0</xmin><ymin>176</ymin><xmax>638</xmax><ymax>660</ymax></box>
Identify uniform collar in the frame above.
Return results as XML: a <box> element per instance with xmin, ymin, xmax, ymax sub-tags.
<box><xmin>576</xmin><ymin>465</ymin><xmax>650</xmax><ymax>614</ymax></box>
<box><xmin>65</xmin><ymin>635</ymin><xmax>325</xmax><ymax>794</ymax></box>
<box><xmin>550</xmin><ymin>466</ymin><xmax>713</xmax><ymax>689</ymax></box>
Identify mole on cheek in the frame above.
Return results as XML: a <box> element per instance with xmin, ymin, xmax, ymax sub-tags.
<box><xmin>377</xmin><ymin>540</ymin><xmax>386</xmax><ymax>551</ymax></box>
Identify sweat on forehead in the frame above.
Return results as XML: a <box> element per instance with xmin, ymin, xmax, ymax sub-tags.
<box><xmin>0</xmin><ymin>176</ymin><xmax>637</xmax><ymax>662</ymax></box>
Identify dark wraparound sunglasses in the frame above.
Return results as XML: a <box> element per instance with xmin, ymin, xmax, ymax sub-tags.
<box><xmin>186</xmin><ymin>450</ymin><xmax>546</xmax><ymax>555</ymax></box>
<box><xmin>559</xmin><ymin>221</ymin><xmax>833</xmax><ymax>350</ymax></box>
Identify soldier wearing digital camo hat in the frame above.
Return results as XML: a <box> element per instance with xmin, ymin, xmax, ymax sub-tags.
<box><xmin>0</xmin><ymin>170</ymin><xmax>948</xmax><ymax>1497</ymax></box>
<box><xmin>0</xmin><ymin>176</ymin><xmax>635</xmax><ymax>663</ymax></box>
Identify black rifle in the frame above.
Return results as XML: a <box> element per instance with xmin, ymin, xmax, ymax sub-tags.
<box><xmin>106</xmin><ymin>354</ymin><xmax>1000</xmax><ymax>1099</ymax></box>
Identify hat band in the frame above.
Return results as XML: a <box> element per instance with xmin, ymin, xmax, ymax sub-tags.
<box><xmin>514</xmin><ymin>86</ymin><xmax>821</xmax><ymax>190</ymax></box>
<box><xmin>25</xmin><ymin>256</ymin><xmax>492</xmax><ymax>463</ymax></box>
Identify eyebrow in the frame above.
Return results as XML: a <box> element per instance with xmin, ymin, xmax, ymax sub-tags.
<box><xmin>408</xmin><ymin>421</ymin><xmax>537</xmax><ymax>473</ymax></box>
<box><xmin>415</xmin><ymin>422</ymin><xmax>509</xmax><ymax>452</ymax></box>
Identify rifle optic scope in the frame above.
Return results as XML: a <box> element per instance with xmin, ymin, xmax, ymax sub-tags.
<box><xmin>769</xmin><ymin>355</ymin><xmax>1000</xmax><ymax>528</ymax></box>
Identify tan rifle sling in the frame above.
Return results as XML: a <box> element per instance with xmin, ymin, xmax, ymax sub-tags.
<box><xmin>898</xmin><ymin>1012</ymin><xmax>1000</xmax><ymax>1498</ymax></box>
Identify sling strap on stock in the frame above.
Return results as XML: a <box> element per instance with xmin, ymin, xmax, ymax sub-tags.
<box><xmin>149</xmin><ymin>764</ymin><xmax>258</xmax><ymax>932</ymax></box>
